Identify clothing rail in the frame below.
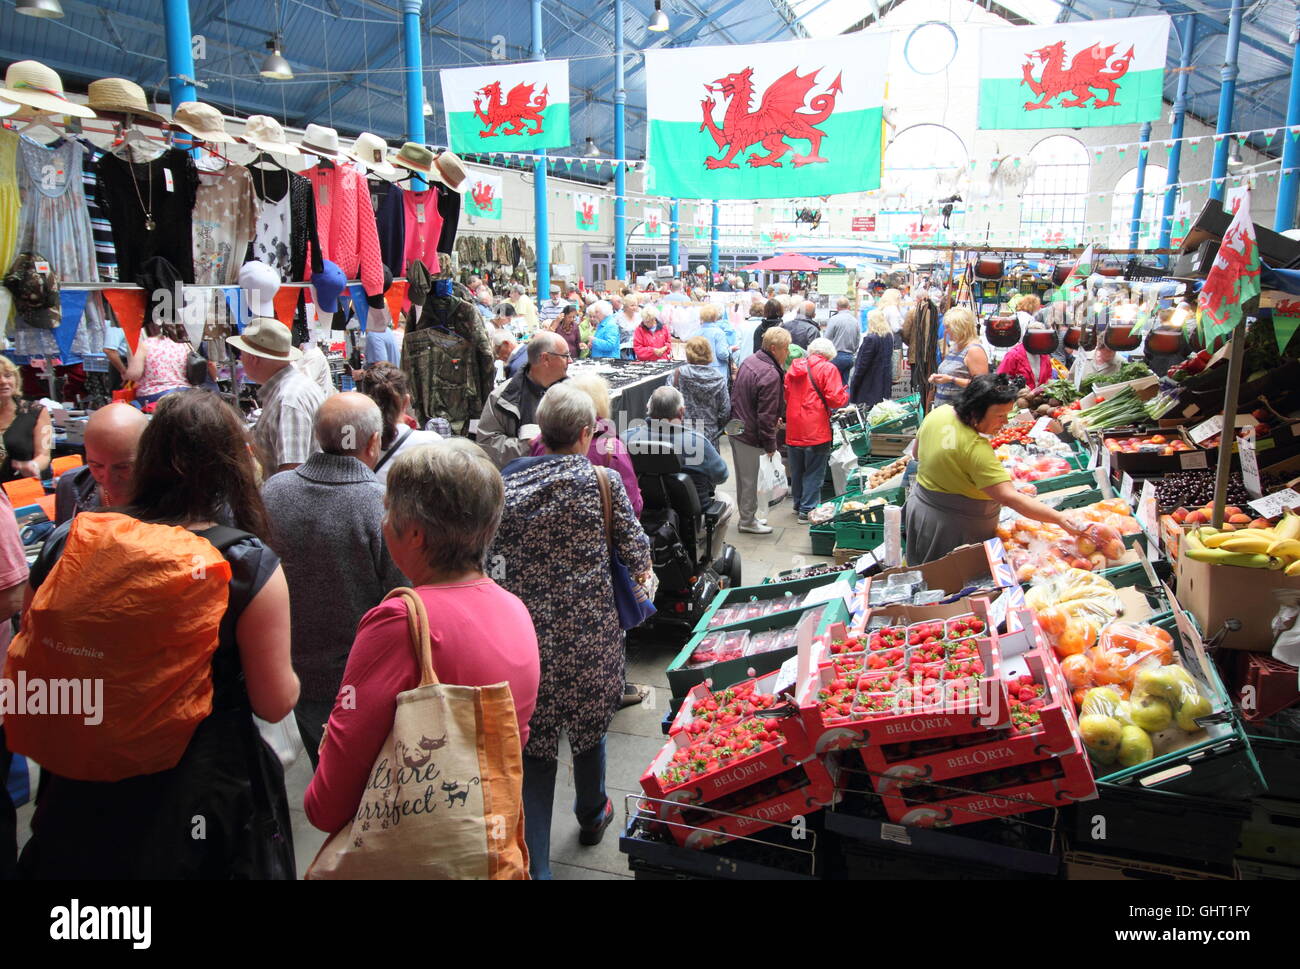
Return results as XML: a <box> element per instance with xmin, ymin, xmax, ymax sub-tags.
<box><xmin>48</xmin><ymin>279</ymin><xmax>407</xmax><ymax>291</ymax></box>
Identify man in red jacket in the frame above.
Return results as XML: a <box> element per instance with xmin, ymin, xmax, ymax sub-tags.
<box><xmin>784</xmin><ymin>338</ymin><xmax>849</xmax><ymax>522</ymax></box>
<box><xmin>728</xmin><ymin>326</ymin><xmax>792</xmax><ymax>534</ymax></box>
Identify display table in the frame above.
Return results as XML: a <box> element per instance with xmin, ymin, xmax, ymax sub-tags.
<box><xmin>569</xmin><ymin>359</ymin><xmax>682</xmax><ymax>429</ymax></box>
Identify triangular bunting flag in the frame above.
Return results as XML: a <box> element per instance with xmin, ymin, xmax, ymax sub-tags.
<box><xmin>1273</xmin><ymin>303</ymin><xmax>1300</xmax><ymax>354</ymax></box>
<box><xmin>347</xmin><ymin>284</ymin><xmax>369</xmax><ymax>330</ymax></box>
<box><xmin>54</xmin><ymin>289</ymin><xmax>89</xmax><ymax>359</ymax></box>
<box><xmin>222</xmin><ymin>286</ymin><xmax>248</xmax><ymax>333</ymax></box>
<box><xmin>272</xmin><ymin>287</ymin><xmax>299</xmax><ymax>330</ymax></box>
<box><xmin>102</xmin><ymin>288</ymin><xmax>145</xmax><ymax>353</ymax></box>
<box><xmin>385</xmin><ymin>280</ymin><xmax>409</xmax><ymax>323</ymax></box>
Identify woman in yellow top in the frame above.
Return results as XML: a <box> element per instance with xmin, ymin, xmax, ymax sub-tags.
<box><xmin>905</xmin><ymin>373</ymin><xmax>1084</xmax><ymax>565</ymax></box>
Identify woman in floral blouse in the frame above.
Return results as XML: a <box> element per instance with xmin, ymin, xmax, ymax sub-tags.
<box><xmin>493</xmin><ymin>382</ymin><xmax>652</xmax><ymax>880</ymax></box>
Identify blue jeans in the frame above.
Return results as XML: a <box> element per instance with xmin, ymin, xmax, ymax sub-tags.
<box><xmin>521</xmin><ymin>737</ymin><xmax>608</xmax><ymax>880</ymax></box>
<box><xmin>833</xmin><ymin>350</ymin><xmax>854</xmax><ymax>385</ymax></box>
<box><xmin>789</xmin><ymin>442</ymin><xmax>832</xmax><ymax>514</ymax></box>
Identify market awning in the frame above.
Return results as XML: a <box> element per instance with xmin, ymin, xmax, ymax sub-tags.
<box><xmin>738</xmin><ymin>253</ymin><xmax>839</xmax><ymax>272</ymax></box>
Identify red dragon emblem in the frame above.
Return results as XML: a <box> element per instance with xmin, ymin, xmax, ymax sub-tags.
<box><xmin>647</xmin><ymin>213</ymin><xmax>660</xmax><ymax>232</ymax></box>
<box><xmin>1200</xmin><ymin>221</ymin><xmax>1258</xmax><ymax>321</ymax></box>
<box><xmin>699</xmin><ymin>66</ymin><xmax>843</xmax><ymax>170</ymax></box>
<box><xmin>1021</xmin><ymin>41</ymin><xmax>1135</xmax><ymax>111</ymax></box>
<box><xmin>471</xmin><ymin>180</ymin><xmax>496</xmax><ymax>210</ymax></box>
<box><xmin>579</xmin><ymin>202</ymin><xmax>596</xmax><ymax>226</ymax></box>
<box><xmin>474</xmin><ymin>81</ymin><xmax>549</xmax><ymax>137</ymax></box>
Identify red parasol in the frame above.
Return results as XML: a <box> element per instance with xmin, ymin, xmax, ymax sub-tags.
<box><xmin>738</xmin><ymin>252</ymin><xmax>838</xmax><ymax>272</ymax></box>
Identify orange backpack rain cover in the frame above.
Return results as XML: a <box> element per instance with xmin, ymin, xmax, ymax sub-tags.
<box><xmin>3</xmin><ymin>512</ymin><xmax>234</xmax><ymax>782</ymax></box>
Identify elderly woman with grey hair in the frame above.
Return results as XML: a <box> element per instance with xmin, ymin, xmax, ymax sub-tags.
<box><xmin>304</xmin><ymin>443</ymin><xmax>541</xmax><ymax>839</ymax></box>
<box><xmin>492</xmin><ymin>381</ymin><xmax>652</xmax><ymax>879</ymax></box>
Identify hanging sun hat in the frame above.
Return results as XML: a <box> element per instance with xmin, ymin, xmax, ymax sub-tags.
<box><xmin>350</xmin><ymin>132</ymin><xmax>398</xmax><ymax>178</ymax></box>
<box><xmin>390</xmin><ymin>142</ymin><xmax>435</xmax><ymax>175</ymax></box>
<box><xmin>239</xmin><ymin>115</ymin><xmax>302</xmax><ymax>157</ymax></box>
<box><xmin>227</xmin><ymin>316</ymin><xmax>303</xmax><ymax>362</ymax></box>
<box><xmin>171</xmin><ymin>101</ymin><xmax>236</xmax><ymax>144</ymax></box>
<box><xmin>86</xmin><ymin>78</ymin><xmax>167</xmax><ymax>125</ymax></box>
<box><xmin>300</xmin><ymin>123</ymin><xmax>346</xmax><ymax>163</ymax></box>
<box><xmin>433</xmin><ymin>150</ymin><xmax>469</xmax><ymax>193</ymax></box>
<box><xmin>0</xmin><ymin>60</ymin><xmax>95</xmax><ymax>118</ymax></box>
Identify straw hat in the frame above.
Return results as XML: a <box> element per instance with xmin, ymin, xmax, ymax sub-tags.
<box><xmin>350</xmin><ymin>132</ymin><xmax>398</xmax><ymax>178</ymax></box>
<box><xmin>227</xmin><ymin>316</ymin><xmax>302</xmax><ymax>362</ymax></box>
<box><xmin>390</xmin><ymin>142</ymin><xmax>434</xmax><ymax>175</ymax></box>
<box><xmin>434</xmin><ymin>150</ymin><xmax>468</xmax><ymax>193</ymax></box>
<box><xmin>239</xmin><ymin>115</ymin><xmax>302</xmax><ymax>157</ymax></box>
<box><xmin>171</xmin><ymin>101</ymin><xmax>236</xmax><ymax>144</ymax></box>
<box><xmin>86</xmin><ymin>78</ymin><xmax>167</xmax><ymax>124</ymax></box>
<box><xmin>300</xmin><ymin>123</ymin><xmax>347</xmax><ymax>163</ymax></box>
<box><xmin>0</xmin><ymin>60</ymin><xmax>95</xmax><ymax>118</ymax></box>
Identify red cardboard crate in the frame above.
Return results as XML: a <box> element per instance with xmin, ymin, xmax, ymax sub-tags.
<box><xmin>861</xmin><ymin>649</ymin><xmax>1079</xmax><ymax>792</ymax></box>
<box><xmin>663</xmin><ymin>669</ymin><xmax>812</xmax><ymax>757</ymax></box>
<box><xmin>655</xmin><ymin>754</ymin><xmax>841</xmax><ymax>849</ymax></box>
<box><xmin>795</xmin><ymin>607</ymin><xmax>1011</xmax><ymax>755</ymax></box>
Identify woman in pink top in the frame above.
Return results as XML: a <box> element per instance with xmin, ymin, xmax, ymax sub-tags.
<box><xmin>304</xmin><ymin>443</ymin><xmax>541</xmax><ymax>837</ymax></box>
<box><xmin>124</xmin><ymin>322</ymin><xmax>192</xmax><ymax>405</ymax></box>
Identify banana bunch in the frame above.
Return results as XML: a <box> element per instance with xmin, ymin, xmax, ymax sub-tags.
<box><xmin>1185</xmin><ymin>511</ymin><xmax>1300</xmax><ymax>574</ymax></box>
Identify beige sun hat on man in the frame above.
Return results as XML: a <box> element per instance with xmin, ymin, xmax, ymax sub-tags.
<box><xmin>226</xmin><ymin>316</ymin><xmax>303</xmax><ymax>362</ymax></box>
<box><xmin>239</xmin><ymin>115</ymin><xmax>302</xmax><ymax>156</ymax></box>
<box><xmin>433</xmin><ymin>150</ymin><xmax>469</xmax><ymax>193</ymax></box>
<box><xmin>0</xmin><ymin>60</ymin><xmax>95</xmax><ymax>118</ymax></box>
<box><xmin>172</xmin><ymin>101</ymin><xmax>236</xmax><ymax>144</ymax></box>
<box><xmin>350</xmin><ymin>132</ymin><xmax>398</xmax><ymax>178</ymax></box>
<box><xmin>86</xmin><ymin>78</ymin><xmax>167</xmax><ymax>124</ymax></box>
<box><xmin>300</xmin><ymin>123</ymin><xmax>347</xmax><ymax>163</ymax></box>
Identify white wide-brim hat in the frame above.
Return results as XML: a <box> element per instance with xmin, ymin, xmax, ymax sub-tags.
<box><xmin>0</xmin><ymin>60</ymin><xmax>95</xmax><ymax>119</ymax></box>
<box><xmin>239</xmin><ymin>115</ymin><xmax>302</xmax><ymax>157</ymax></box>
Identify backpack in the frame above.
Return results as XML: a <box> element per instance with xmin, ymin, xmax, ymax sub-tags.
<box><xmin>3</xmin><ymin>512</ymin><xmax>249</xmax><ymax>783</ymax></box>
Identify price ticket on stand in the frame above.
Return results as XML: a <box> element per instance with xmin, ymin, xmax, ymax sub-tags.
<box><xmin>1248</xmin><ymin>488</ymin><xmax>1300</xmax><ymax>519</ymax></box>
<box><xmin>1239</xmin><ymin>427</ymin><xmax>1263</xmax><ymax>499</ymax></box>
<box><xmin>1120</xmin><ymin>472</ymin><xmax>1136</xmax><ymax>504</ymax></box>
<box><xmin>1137</xmin><ymin>480</ymin><xmax>1161</xmax><ymax>559</ymax></box>
<box><xmin>1189</xmin><ymin>413</ymin><xmax>1253</xmax><ymax>446</ymax></box>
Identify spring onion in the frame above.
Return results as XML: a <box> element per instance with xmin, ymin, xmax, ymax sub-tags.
<box><xmin>1077</xmin><ymin>387</ymin><xmax>1156</xmax><ymax>429</ymax></box>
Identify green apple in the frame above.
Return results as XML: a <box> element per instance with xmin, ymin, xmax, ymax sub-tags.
<box><xmin>1130</xmin><ymin>695</ymin><xmax>1173</xmax><ymax>733</ymax></box>
<box><xmin>1118</xmin><ymin>724</ymin><xmax>1155</xmax><ymax>767</ymax></box>
<box><xmin>1080</xmin><ymin>714</ymin><xmax>1123</xmax><ymax>759</ymax></box>
<box><xmin>1174</xmin><ymin>694</ymin><xmax>1213</xmax><ymax>732</ymax></box>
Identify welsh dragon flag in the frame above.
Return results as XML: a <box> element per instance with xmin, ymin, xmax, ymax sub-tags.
<box><xmin>575</xmin><ymin>194</ymin><xmax>600</xmax><ymax>233</ymax></box>
<box><xmin>466</xmin><ymin>172</ymin><xmax>503</xmax><ymax>221</ymax></box>
<box><xmin>978</xmin><ymin>16</ymin><xmax>1170</xmax><ymax>129</ymax></box>
<box><xmin>644</xmin><ymin>33</ymin><xmax>889</xmax><ymax>200</ymax></box>
<box><xmin>693</xmin><ymin>204</ymin><xmax>712</xmax><ymax>241</ymax></box>
<box><xmin>441</xmin><ymin>60</ymin><xmax>570</xmax><ymax>153</ymax></box>
<box><xmin>644</xmin><ymin>207</ymin><xmax>664</xmax><ymax>238</ymax></box>
<box><xmin>1198</xmin><ymin>193</ymin><xmax>1261</xmax><ymax>344</ymax></box>
<box><xmin>1051</xmin><ymin>244</ymin><xmax>1094</xmax><ymax>303</ymax></box>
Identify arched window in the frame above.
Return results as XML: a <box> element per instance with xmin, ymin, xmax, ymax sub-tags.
<box><xmin>1020</xmin><ymin>136</ymin><xmax>1089</xmax><ymax>244</ymax></box>
<box><xmin>878</xmin><ymin>124</ymin><xmax>967</xmax><ymax>245</ymax></box>
<box><xmin>1109</xmin><ymin>165</ymin><xmax>1169</xmax><ymax>249</ymax></box>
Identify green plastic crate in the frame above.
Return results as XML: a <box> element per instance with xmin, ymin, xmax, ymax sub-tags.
<box><xmin>869</xmin><ymin>410</ymin><xmax>921</xmax><ymax>436</ymax></box>
<box><xmin>810</xmin><ymin>521</ymin><xmax>837</xmax><ymax>556</ymax></box>
<box><xmin>1035</xmin><ymin>469</ymin><xmax>1100</xmax><ymax>494</ymax></box>
<box><xmin>694</xmin><ymin>570</ymin><xmax>854</xmax><ymax>633</ymax></box>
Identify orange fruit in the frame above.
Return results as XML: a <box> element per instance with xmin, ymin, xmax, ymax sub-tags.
<box><xmin>1061</xmin><ymin>654</ymin><xmax>1094</xmax><ymax>689</ymax></box>
<box><xmin>1037</xmin><ymin>606</ymin><xmax>1067</xmax><ymax>639</ymax></box>
<box><xmin>1056</xmin><ymin>619</ymin><xmax>1094</xmax><ymax>657</ymax></box>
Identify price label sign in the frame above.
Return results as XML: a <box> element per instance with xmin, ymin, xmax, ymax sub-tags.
<box><xmin>1086</xmin><ymin>444</ymin><xmax>1100</xmax><ymax>471</ymax></box>
<box><xmin>1240</xmin><ymin>428</ymin><xmax>1263</xmax><ymax>499</ymax></box>
<box><xmin>1179</xmin><ymin>450</ymin><xmax>1209</xmax><ymax>470</ymax></box>
<box><xmin>1248</xmin><ymin>488</ymin><xmax>1300</xmax><ymax>519</ymax></box>
<box><xmin>1120</xmin><ymin>472</ymin><xmax>1136</xmax><ymax>504</ymax></box>
<box><xmin>1138</xmin><ymin>480</ymin><xmax>1161</xmax><ymax>559</ymax></box>
<box><xmin>1030</xmin><ymin>416</ymin><xmax>1052</xmax><ymax>437</ymax></box>
<box><xmin>1189</xmin><ymin>415</ymin><xmax>1223</xmax><ymax>445</ymax></box>
<box><xmin>1101</xmin><ymin>445</ymin><xmax>1113</xmax><ymax>482</ymax></box>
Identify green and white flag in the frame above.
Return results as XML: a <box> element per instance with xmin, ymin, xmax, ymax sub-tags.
<box><xmin>644</xmin><ymin>207</ymin><xmax>664</xmax><ymax>238</ymax></box>
<box><xmin>978</xmin><ymin>16</ymin><xmax>1170</xmax><ymax>129</ymax></box>
<box><xmin>575</xmin><ymin>193</ymin><xmax>600</xmax><ymax>232</ymax></box>
<box><xmin>693</xmin><ymin>204</ymin><xmax>712</xmax><ymax>241</ymax></box>
<box><xmin>645</xmin><ymin>32</ymin><xmax>889</xmax><ymax>200</ymax></box>
<box><xmin>466</xmin><ymin>171</ymin><xmax>503</xmax><ymax>220</ymax></box>
<box><xmin>441</xmin><ymin>59</ymin><xmax>570</xmax><ymax>153</ymax></box>
<box><xmin>1198</xmin><ymin>193</ymin><xmax>1260</xmax><ymax>344</ymax></box>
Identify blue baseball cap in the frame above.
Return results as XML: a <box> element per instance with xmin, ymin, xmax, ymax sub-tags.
<box><xmin>311</xmin><ymin>260</ymin><xmax>347</xmax><ymax>313</ymax></box>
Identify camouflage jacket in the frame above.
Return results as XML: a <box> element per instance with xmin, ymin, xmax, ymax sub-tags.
<box><xmin>402</xmin><ymin>291</ymin><xmax>495</xmax><ymax>434</ymax></box>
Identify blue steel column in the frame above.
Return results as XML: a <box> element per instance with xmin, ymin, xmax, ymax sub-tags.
<box><xmin>1159</xmin><ymin>16</ymin><xmax>1195</xmax><ymax>253</ymax></box>
<box><xmin>1210</xmin><ymin>0</ymin><xmax>1245</xmax><ymax>203</ymax></box>
<box><xmin>1129</xmin><ymin>122</ymin><xmax>1152</xmax><ymax>249</ymax></box>
<box><xmin>532</xmin><ymin>0</ymin><xmax>550</xmax><ymax>296</ymax></box>
<box><xmin>1275</xmin><ymin>5</ymin><xmax>1300</xmax><ymax>231</ymax></box>
<box><xmin>710</xmin><ymin>199</ymin><xmax>720</xmax><ymax>275</ymax></box>
<box><xmin>162</xmin><ymin>0</ymin><xmax>197</xmax><ymax>153</ymax></box>
<box><xmin>402</xmin><ymin>1</ymin><xmax>427</xmax><ymax>191</ymax></box>
<box><xmin>669</xmin><ymin>198</ymin><xmax>680</xmax><ymax>269</ymax></box>
<box><xmin>614</xmin><ymin>0</ymin><xmax>627</xmax><ymax>281</ymax></box>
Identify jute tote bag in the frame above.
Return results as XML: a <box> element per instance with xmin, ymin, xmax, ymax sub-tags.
<box><xmin>307</xmin><ymin>588</ymin><xmax>530</xmax><ymax>879</ymax></box>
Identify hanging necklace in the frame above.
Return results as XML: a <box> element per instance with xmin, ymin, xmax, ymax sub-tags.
<box><xmin>129</xmin><ymin>154</ymin><xmax>156</xmax><ymax>232</ymax></box>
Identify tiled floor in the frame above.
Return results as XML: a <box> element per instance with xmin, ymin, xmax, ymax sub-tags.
<box><xmin>13</xmin><ymin>445</ymin><xmax>835</xmax><ymax>880</ymax></box>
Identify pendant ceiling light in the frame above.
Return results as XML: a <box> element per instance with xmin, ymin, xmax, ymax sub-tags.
<box><xmin>648</xmin><ymin>0</ymin><xmax>669</xmax><ymax>32</ymax></box>
<box><xmin>16</xmin><ymin>0</ymin><xmax>65</xmax><ymax>17</ymax></box>
<box><xmin>585</xmin><ymin>137</ymin><xmax>601</xmax><ymax>158</ymax></box>
<box><xmin>261</xmin><ymin>35</ymin><xmax>294</xmax><ymax>81</ymax></box>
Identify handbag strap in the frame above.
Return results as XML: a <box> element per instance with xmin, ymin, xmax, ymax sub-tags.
<box><xmin>595</xmin><ymin>466</ymin><xmax>613</xmax><ymax>550</ymax></box>
<box><xmin>385</xmin><ymin>587</ymin><xmax>438</xmax><ymax>687</ymax></box>
<box><xmin>807</xmin><ymin>358</ymin><xmax>836</xmax><ymax>432</ymax></box>
<box><xmin>374</xmin><ymin>427</ymin><xmax>414</xmax><ymax>473</ymax></box>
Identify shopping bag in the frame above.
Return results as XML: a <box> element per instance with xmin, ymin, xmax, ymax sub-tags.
<box><xmin>306</xmin><ymin>588</ymin><xmax>530</xmax><ymax>880</ymax></box>
<box><xmin>254</xmin><ymin>712</ymin><xmax>306</xmax><ymax>771</ymax></box>
<box><xmin>758</xmin><ymin>452</ymin><xmax>789</xmax><ymax>507</ymax></box>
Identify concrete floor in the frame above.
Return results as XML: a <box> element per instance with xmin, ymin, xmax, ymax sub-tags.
<box><xmin>13</xmin><ymin>444</ymin><xmax>835</xmax><ymax>880</ymax></box>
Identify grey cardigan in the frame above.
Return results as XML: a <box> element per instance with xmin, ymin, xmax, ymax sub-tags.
<box><xmin>262</xmin><ymin>452</ymin><xmax>408</xmax><ymax>702</ymax></box>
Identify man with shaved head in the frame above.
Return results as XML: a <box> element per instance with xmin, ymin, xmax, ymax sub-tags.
<box><xmin>262</xmin><ymin>392</ymin><xmax>407</xmax><ymax>766</ymax></box>
<box><xmin>54</xmin><ymin>403</ymin><xmax>151</xmax><ymax>524</ymax></box>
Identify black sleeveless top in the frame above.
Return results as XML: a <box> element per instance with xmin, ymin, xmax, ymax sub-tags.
<box><xmin>1</xmin><ymin>400</ymin><xmax>44</xmax><ymax>481</ymax></box>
